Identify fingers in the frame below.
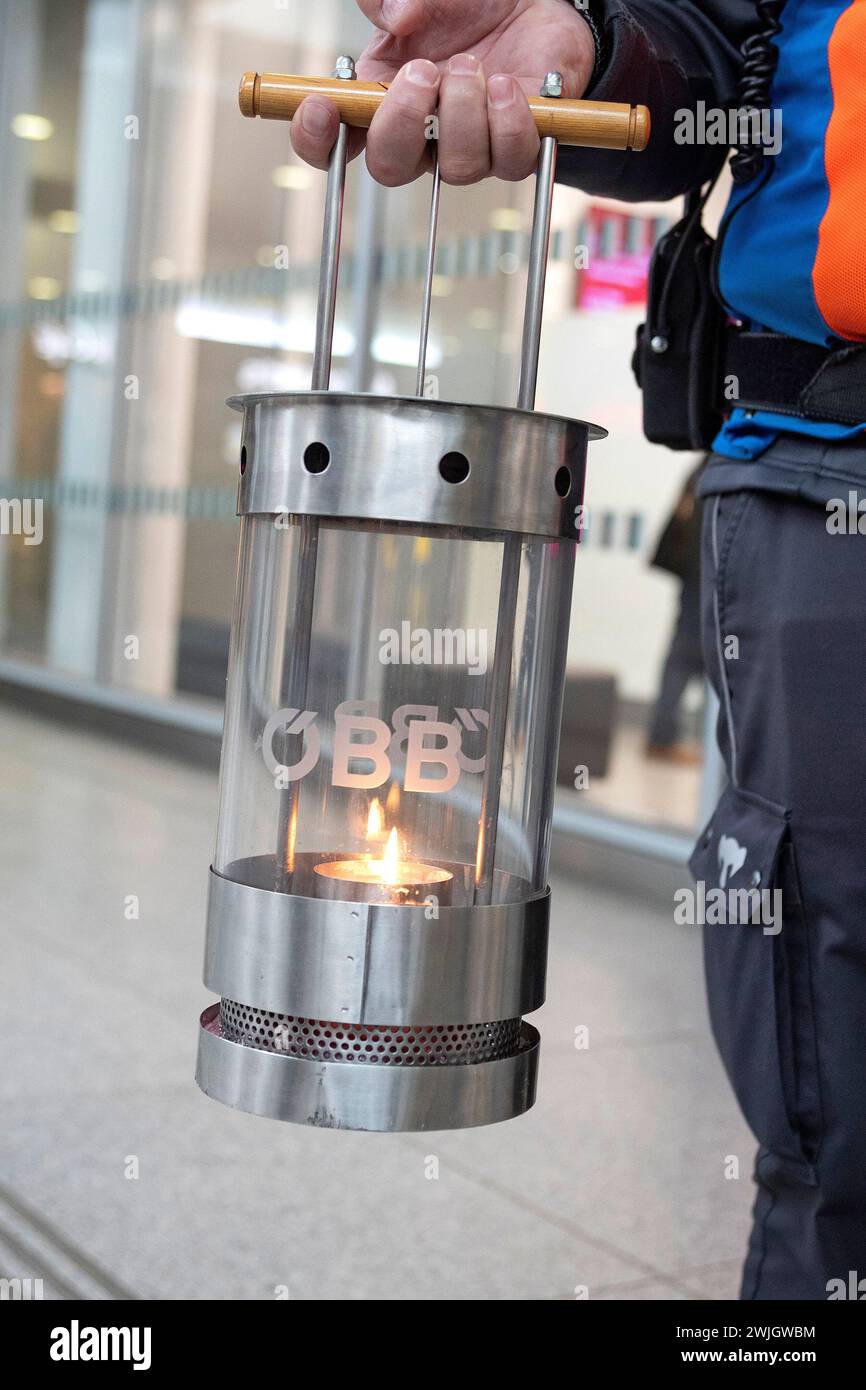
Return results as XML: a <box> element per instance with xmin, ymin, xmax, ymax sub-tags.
<box><xmin>437</xmin><ymin>53</ymin><xmax>490</xmax><ymax>186</ymax></box>
<box><xmin>365</xmin><ymin>58</ymin><xmax>440</xmax><ymax>186</ymax></box>
<box><xmin>487</xmin><ymin>74</ymin><xmax>540</xmax><ymax>182</ymax></box>
<box><xmin>290</xmin><ymin>52</ymin><xmax>540</xmax><ymax>189</ymax></box>
<box><xmin>290</xmin><ymin>97</ymin><xmax>338</xmax><ymax>171</ymax></box>
<box><xmin>290</xmin><ymin>97</ymin><xmax>365</xmax><ymax>171</ymax></box>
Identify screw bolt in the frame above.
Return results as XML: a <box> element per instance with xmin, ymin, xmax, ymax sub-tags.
<box><xmin>541</xmin><ymin>70</ymin><xmax>563</xmax><ymax>98</ymax></box>
<box><xmin>333</xmin><ymin>55</ymin><xmax>356</xmax><ymax>80</ymax></box>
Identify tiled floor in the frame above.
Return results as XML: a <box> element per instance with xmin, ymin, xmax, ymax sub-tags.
<box><xmin>0</xmin><ymin>705</ymin><xmax>754</xmax><ymax>1301</ymax></box>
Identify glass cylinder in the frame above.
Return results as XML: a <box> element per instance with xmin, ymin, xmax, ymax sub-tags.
<box><xmin>214</xmin><ymin>514</ymin><xmax>575</xmax><ymax>909</ymax></box>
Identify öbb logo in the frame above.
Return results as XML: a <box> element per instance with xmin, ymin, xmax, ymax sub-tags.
<box><xmin>261</xmin><ymin>702</ymin><xmax>488</xmax><ymax>795</ymax></box>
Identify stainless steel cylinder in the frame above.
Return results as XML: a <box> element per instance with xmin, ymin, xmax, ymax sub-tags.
<box><xmin>195</xmin><ymin>392</ymin><xmax>602</xmax><ymax>1131</ymax></box>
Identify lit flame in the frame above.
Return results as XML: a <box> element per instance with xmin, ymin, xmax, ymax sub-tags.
<box><xmin>366</xmin><ymin>797</ymin><xmax>385</xmax><ymax>839</ymax></box>
<box><xmin>381</xmin><ymin>826</ymin><xmax>400</xmax><ymax>885</ymax></box>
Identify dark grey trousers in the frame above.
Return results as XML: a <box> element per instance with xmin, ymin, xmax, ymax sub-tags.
<box><xmin>689</xmin><ymin>482</ymin><xmax>866</xmax><ymax>1300</ymax></box>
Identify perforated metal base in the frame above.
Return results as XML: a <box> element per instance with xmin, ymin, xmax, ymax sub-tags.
<box><xmin>197</xmin><ymin>1002</ymin><xmax>539</xmax><ymax>1131</ymax></box>
<box><xmin>219</xmin><ymin>998</ymin><xmax>522</xmax><ymax>1065</ymax></box>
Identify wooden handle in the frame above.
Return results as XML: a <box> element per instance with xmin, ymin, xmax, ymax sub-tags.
<box><xmin>239</xmin><ymin>71</ymin><xmax>650</xmax><ymax>152</ymax></box>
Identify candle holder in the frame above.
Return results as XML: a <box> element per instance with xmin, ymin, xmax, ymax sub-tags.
<box><xmin>195</xmin><ymin>61</ymin><xmax>649</xmax><ymax>1131</ymax></box>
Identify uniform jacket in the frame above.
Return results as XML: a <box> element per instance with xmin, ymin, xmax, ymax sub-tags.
<box><xmin>559</xmin><ymin>1</ymin><xmax>866</xmax><ymax>468</ymax></box>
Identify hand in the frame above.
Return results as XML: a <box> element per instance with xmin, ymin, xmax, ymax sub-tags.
<box><xmin>290</xmin><ymin>0</ymin><xmax>596</xmax><ymax>186</ymax></box>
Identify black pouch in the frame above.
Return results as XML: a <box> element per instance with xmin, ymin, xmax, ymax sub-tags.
<box><xmin>632</xmin><ymin>188</ymin><xmax>726</xmax><ymax>451</ymax></box>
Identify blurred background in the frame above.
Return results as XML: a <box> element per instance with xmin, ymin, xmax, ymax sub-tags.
<box><xmin>0</xmin><ymin>0</ymin><xmax>753</xmax><ymax>1303</ymax></box>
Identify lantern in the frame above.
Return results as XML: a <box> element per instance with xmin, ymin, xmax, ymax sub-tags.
<box><xmin>196</xmin><ymin>62</ymin><xmax>649</xmax><ymax>1130</ymax></box>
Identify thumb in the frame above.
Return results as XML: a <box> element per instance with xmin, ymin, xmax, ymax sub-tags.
<box><xmin>356</xmin><ymin>0</ymin><xmax>428</xmax><ymax>37</ymax></box>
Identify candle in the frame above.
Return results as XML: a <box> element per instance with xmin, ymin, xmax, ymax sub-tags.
<box><xmin>314</xmin><ymin>826</ymin><xmax>452</xmax><ymax>905</ymax></box>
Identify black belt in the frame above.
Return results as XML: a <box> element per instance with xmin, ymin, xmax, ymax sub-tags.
<box><xmin>723</xmin><ymin>330</ymin><xmax>866</xmax><ymax>426</ymax></box>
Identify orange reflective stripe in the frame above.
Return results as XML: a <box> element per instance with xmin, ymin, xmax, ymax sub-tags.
<box><xmin>814</xmin><ymin>0</ymin><xmax>866</xmax><ymax>342</ymax></box>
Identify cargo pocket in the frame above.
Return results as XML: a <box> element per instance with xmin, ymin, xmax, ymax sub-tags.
<box><xmin>689</xmin><ymin>784</ymin><xmax>822</xmax><ymax>1181</ymax></box>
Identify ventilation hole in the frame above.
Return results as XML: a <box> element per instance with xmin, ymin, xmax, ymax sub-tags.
<box><xmin>303</xmin><ymin>441</ymin><xmax>330</xmax><ymax>474</ymax></box>
<box><xmin>240</xmin><ymin>445</ymin><xmax>247</xmax><ymax>475</ymax></box>
<box><xmin>219</xmin><ymin>1000</ymin><xmax>522</xmax><ymax>1066</ymax></box>
<box><xmin>439</xmin><ymin>451</ymin><xmax>470</xmax><ymax>485</ymax></box>
<box><xmin>555</xmin><ymin>465</ymin><xmax>571</xmax><ymax>498</ymax></box>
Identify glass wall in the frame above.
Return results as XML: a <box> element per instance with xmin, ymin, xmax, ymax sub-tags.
<box><xmin>0</xmin><ymin>0</ymin><xmax>721</xmax><ymax>848</ymax></box>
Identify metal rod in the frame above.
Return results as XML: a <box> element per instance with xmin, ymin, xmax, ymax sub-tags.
<box><xmin>344</xmin><ymin>167</ymin><xmax>385</xmax><ymax>699</ymax></box>
<box><xmin>276</xmin><ymin>58</ymin><xmax>354</xmax><ymax>889</ymax></box>
<box><xmin>523</xmin><ymin>539</ymin><xmax>575</xmax><ymax>882</ymax></box>
<box><xmin>347</xmin><ymin>164</ymin><xmax>384</xmax><ymax>394</ymax></box>
<box><xmin>311</xmin><ymin>119</ymin><xmax>350</xmax><ymax>391</ymax></box>
<box><xmin>474</xmin><ymin>78</ymin><xmax>561</xmax><ymax>905</ymax></box>
<box><xmin>517</xmin><ymin>134</ymin><xmax>557</xmax><ymax>411</ymax></box>
<box><xmin>474</xmin><ymin>549</ymin><xmax>522</xmax><ymax>904</ymax></box>
<box><xmin>415</xmin><ymin>152</ymin><xmax>441</xmax><ymax>397</ymax></box>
